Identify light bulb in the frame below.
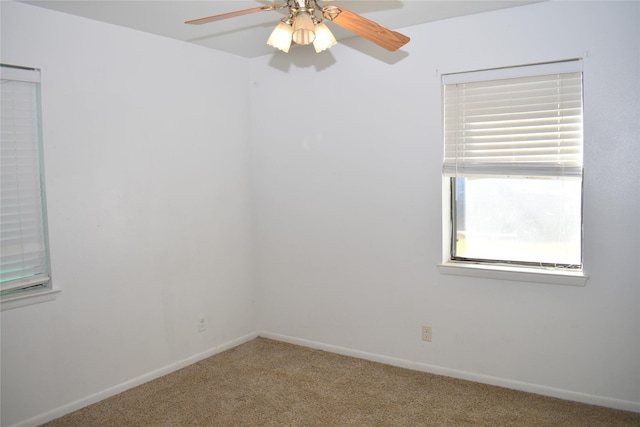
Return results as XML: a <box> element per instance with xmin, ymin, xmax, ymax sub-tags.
<box><xmin>267</xmin><ymin>21</ymin><xmax>293</xmax><ymax>53</ymax></box>
<box><xmin>313</xmin><ymin>22</ymin><xmax>336</xmax><ymax>53</ymax></box>
<box><xmin>292</xmin><ymin>11</ymin><xmax>315</xmax><ymax>45</ymax></box>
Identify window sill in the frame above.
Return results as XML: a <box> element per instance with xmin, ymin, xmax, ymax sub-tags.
<box><xmin>438</xmin><ymin>262</ymin><xmax>588</xmax><ymax>286</ymax></box>
<box><xmin>1</xmin><ymin>286</ymin><xmax>61</xmax><ymax>311</ymax></box>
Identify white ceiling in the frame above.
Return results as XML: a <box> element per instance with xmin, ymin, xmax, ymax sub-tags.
<box><xmin>20</xmin><ymin>0</ymin><xmax>543</xmax><ymax>58</ymax></box>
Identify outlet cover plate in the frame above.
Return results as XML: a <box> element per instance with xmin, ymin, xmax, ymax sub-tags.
<box><xmin>422</xmin><ymin>324</ymin><xmax>432</xmax><ymax>342</ymax></box>
<box><xmin>198</xmin><ymin>317</ymin><xmax>207</xmax><ymax>332</ymax></box>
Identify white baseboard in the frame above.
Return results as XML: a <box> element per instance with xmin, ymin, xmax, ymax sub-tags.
<box><xmin>259</xmin><ymin>331</ymin><xmax>640</xmax><ymax>414</ymax></box>
<box><xmin>13</xmin><ymin>332</ymin><xmax>259</xmax><ymax>427</ymax></box>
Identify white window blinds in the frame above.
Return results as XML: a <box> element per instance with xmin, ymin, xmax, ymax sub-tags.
<box><xmin>1</xmin><ymin>65</ymin><xmax>50</xmax><ymax>293</ymax></box>
<box><xmin>443</xmin><ymin>60</ymin><xmax>583</xmax><ymax>178</ymax></box>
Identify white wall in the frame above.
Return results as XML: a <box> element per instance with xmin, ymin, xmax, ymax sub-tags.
<box><xmin>2</xmin><ymin>1</ymin><xmax>639</xmax><ymax>425</ymax></box>
<box><xmin>1</xmin><ymin>2</ymin><xmax>256</xmax><ymax>426</ymax></box>
<box><xmin>251</xmin><ymin>0</ymin><xmax>639</xmax><ymax>412</ymax></box>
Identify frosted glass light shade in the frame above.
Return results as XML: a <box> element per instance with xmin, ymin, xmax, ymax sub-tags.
<box><xmin>292</xmin><ymin>11</ymin><xmax>315</xmax><ymax>45</ymax></box>
<box><xmin>313</xmin><ymin>22</ymin><xmax>336</xmax><ymax>53</ymax></box>
<box><xmin>267</xmin><ymin>22</ymin><xmax>293</xmax><ymax>53</ymax></box>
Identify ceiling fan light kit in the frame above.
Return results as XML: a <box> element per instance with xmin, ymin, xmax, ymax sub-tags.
<box><xmin>267</xmin><ymin>20</ymin><xmax>294</xmax><ymax>53</ymax></box>
<box><xmin>312</xmin><ymin>21</ymin><xmax>337</xmax><ymax>53</ymax></box>
<box><xmin>186</xmin><ymin>0</ymin><xmax>410</xmax><ymax>54</ymax></box>
<box><xmin>292</xmin><ymin>10</ymin><xmax>317</xmax><ymax>45</ymax></box>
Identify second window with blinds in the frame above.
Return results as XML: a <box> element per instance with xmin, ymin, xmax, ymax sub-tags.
<box><xmin>1</xmin><ymin>64</ymin><xmax>54</xmax><ymax>310</ymax></box>
<box><xmin>442</xmin><ymin>60</ymin><xmax>584</xmax><ymax>273</ymax></box>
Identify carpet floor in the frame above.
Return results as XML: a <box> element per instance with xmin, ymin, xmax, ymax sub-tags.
<box><xmin>43</xmin><ymin>337</ymin><xmax>640</xmax><ymax>426</ymax></box>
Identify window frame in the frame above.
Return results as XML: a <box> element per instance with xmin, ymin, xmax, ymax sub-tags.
<box><xmin>1</xmin><ymin>64</ymin><xmax>58</xmax><ymax>310</ymax></box>
<box><xmin>438</xmin><ymin>60</ymin><xmax>588</xmax><ymax>286</ymax></box>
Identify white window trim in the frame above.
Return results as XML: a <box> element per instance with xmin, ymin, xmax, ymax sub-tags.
<box><xmin>438</xmin><ymin>262</ymin><xmax>589</xmax><ymax>286</ymax></box>
<box><xmin>439</xmin><ymin>60</ymin><xmax>587</xmax><ymax>285</ymax></box>
<box><xmin>438</xmin><ymin>263</ymin><xmax>588</xmax><ymax>286</ymax></box>
<box><xmin>1</xmin><ymin>286</ymin><xmax>61</xmax><ymax>311</ymax></box>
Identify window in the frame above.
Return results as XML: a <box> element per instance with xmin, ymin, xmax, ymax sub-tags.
<box><xmin>1</xmin><ymin>64</ymin><xmax>56</xmax><ymax>309</ymax></box>
<box><xmin>440</xmin><ymin>60</ymin><xmax>586</xmax><ymax>284</ymax></box>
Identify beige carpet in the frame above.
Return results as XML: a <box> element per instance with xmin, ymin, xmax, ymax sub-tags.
<box><xmin>44</xmin><ymin>337</ymin><xmax>639</xmax><ymax>426</ymax></box>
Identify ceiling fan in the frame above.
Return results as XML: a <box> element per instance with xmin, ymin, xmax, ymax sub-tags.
<box><xmin>186</xmin><ymin>0</ymin><xmax>410</xmax><ymax>54</ymax></box>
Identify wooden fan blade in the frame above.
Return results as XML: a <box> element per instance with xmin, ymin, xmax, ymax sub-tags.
<box><xmin>321</xmin><ymin>5</ymin><xmax>409</xmax><ymax>51</ymax></box>
<box><xmin>186</xmin><ymin>4</ymin><xmax>281</xmax><ymax>25</ymax></box>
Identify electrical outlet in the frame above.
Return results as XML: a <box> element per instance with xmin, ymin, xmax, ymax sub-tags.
<box><xmin>198</xmin><ymin>317</ymin><xmax>207</xmax><ymax>332</ymax></box>
<box><xmin>421</xmin><ymin>324</ymin><xmax>432</xmax><ymax>342</ymax></box>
